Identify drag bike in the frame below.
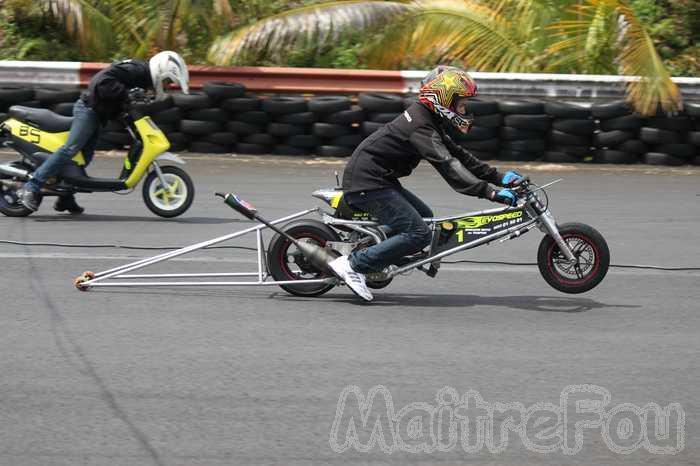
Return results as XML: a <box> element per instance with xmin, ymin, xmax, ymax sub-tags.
<box><xmin>265</xmin><ymin>179</ymin><xmax>610</xmax><ymax>296</ymax></box>
<box><xmin>0</xmin><ymin>90</ymin><xmax>194</xmax><ymax>217</ymax></box>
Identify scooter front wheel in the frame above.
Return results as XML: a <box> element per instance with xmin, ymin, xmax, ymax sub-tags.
<box><xmin>537</xmin><ymin>222</ymin><xmax>610</xmax><ymax>294</ymax></box>
<box><xmin>142</xmin><ymin>165</ymin><xmax>195</xmax><ymax>218</ymax></box>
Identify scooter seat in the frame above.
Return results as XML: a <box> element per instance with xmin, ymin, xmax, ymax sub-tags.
<box><xmin>8</xmin><ymin>106</ymin><xmax>74</xmax><ymax>132</ymax></box>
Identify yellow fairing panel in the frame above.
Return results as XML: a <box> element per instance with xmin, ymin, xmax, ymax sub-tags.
<box><xmin>124</xmin><ymin>117</ymin><xmax>171</xmax><ymax>188</ymax></box>
<box><xmin>3</xmin><ymin>118</ymin><xmax>86</xmax><ymax>166</ymax></box>
<box><xmin>331</xmin><ymin>193</ymin><xmax>343</xmax><ymax>208</ymax></box>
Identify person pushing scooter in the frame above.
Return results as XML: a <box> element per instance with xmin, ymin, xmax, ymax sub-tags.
<box><xmin>18</xmin><ymin>51</ymin><xmax>190</xmax><ymax>213</ymax></box>
<box><xmin>328</xmin><ymin>66</ymin><xmax>528</xmax><ymax>301</ymax></box>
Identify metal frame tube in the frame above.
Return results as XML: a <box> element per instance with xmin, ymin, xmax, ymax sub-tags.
<box><xmin>86</xmin><ymin>278</ymin><xmax>335</xmax><ymax>288</ymax></box>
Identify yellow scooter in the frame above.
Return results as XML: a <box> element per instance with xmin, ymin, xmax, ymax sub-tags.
<box><xmin>0</xmin><ymin>99</ymin><xmax>194</xmax><ymax>217</ymax></box>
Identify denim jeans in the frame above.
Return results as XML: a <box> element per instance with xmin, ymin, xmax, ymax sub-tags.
<box><xmin>25</xmin><ymin>99</ymin><xmax>100</xmax><ymax>192</ymax></box>
<box><xmin>346</xmin><ymin>187</ymin><xmax>434</xmax><ymax>274</ymax></box>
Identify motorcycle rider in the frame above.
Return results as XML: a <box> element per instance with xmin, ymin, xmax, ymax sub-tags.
<box><xmin>328</xmin><ymin>65</ymin><xmax>527</xmax><ymax>301</ymax></box>
<box><xmin>18</xmin><ymin>51</ymin><xmax>190</xmax><ymax>213</ymax></box>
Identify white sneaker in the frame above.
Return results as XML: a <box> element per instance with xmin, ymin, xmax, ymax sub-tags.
<box><xmin>328</xmin><ymin>256</ymin><xmax>374</xmax><ymax>302</ymax></box>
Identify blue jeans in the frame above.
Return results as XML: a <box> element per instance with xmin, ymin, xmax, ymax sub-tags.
<box><xmin>25</xmin><ymin>99</ymin><xmax>100</xmax><ymax>192</ymax></box>
<box><xmin>346</xmin><ymin>187</ymin><xmax>434</xmax><ymax>274</ymax></box>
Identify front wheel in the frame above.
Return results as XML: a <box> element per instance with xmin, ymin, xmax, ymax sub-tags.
<box><xmin>267</xmin><ymin>220</ymin><xmax>340</xmax><ymax>297</ymax></box>
<box><xmin>537</xmin><ymin>222</ymin><xmax>610</xmax><ymax>294</ymax></box>
<box><xmin>142</xmin><ymin>165</ymin><xmax>194</xmax><ymax>218</ymax></box>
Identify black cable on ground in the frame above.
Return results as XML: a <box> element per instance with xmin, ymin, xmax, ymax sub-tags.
<box><xmin>2</xmin><ymin>239</ymin><xmax>699</xmax><ymax>271</ymax></box>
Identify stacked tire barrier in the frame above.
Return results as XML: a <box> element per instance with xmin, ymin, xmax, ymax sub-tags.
<box><xmin>1</xmin><ymin>83</ymin><xmax>698</xmax><ymax>166</ymax></box>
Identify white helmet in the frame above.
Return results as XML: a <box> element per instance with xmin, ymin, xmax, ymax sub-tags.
<box><xmin>149</xmin><ymin>51</ymin><xmax>189</xmax><ymax>99</ymax></box>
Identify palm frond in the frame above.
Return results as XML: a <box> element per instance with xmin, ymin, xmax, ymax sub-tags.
<box><xmin>208</xmin><ymin>1</ymin><xmax>409</xmax><ymax>65</ymax></box>
<box><xmin>42</xmin><ymin>0</ymin><xmax>113</xmax><ymax>56</ymax></box>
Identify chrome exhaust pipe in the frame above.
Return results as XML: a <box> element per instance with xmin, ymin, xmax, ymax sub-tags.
<box><xmin>0</xmin><ymin>163</ymin><xmax>29</xmax><ymax>180</ymax></box>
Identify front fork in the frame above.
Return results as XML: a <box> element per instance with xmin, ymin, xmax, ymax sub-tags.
<box><xmin>151</xmin><ymin>161</ymin><xmax>170</xmax><ymax>189</ymax></box>
<box><xmin>537</xmin><ymin>208</ymin><xmax>576</xmax><ymax>262</ymax></box>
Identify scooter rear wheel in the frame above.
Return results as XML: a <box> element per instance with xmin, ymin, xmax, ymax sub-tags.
<box><xmin>537</xmin><ymin>222</ymin><xmax>609</xmax><ymax>294</ymax></box>
<box><xmin>0</xmin><ymin>169</ymin><xmax>37</xmax><ymax>217</ymax></box>
<box><xmin>267</xmin><ymin>220</ymin><xmax>340</xmax><ymax>297</ymax></box>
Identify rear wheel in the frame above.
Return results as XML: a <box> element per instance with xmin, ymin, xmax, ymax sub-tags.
<box><xmin>537</xmin><ymin>223</ymin><xmax>609</xmax><ymax>294</ymax></box>
<box><xmin>142</xmin><ymin>165</ymin><xmax>194</xmax><ymax>218</ymax></box>
<box><xmin>267</xmin><ymin>220</ymin><xmax>340</xmax><ymax>297</ymax></box>
<box><xmin>0</xmin><ymin>163</ymin><xmax>38</xmax><ymax>217</ymax></box>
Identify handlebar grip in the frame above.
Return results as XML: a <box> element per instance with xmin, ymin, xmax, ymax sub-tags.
<box><xmin>219</xmin><ymin>192</ymin><xmax>258</xmax><ymax>220</ymax></box>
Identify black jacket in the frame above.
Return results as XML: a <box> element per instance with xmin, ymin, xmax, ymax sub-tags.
<box><xmin>82</xmin><ymin>59</ymin><xmax>152</xmax><ymax>122</ymax></box>
<box><xmin>342</xmin><ymin>102</ymin><xmax>505</xmax><ymax>199</ymax></box>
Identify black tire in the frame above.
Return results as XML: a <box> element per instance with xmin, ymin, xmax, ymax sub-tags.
<box><xmin>332</xmin><ymin>133</ymin><xmax>363</xmax><ymax>148</ymax></box>
<box><xmin>0</xmin><ymin>112</ymin><xmax>7</xmax><ymax>122</ymax></box>
<box><xmin>551</xmin><ymin>145</ymin><xmax>592</xmax><ymax>157</ymax></box>
<box><xmin>655</xmin><ymin>143</ymin><xmax>696</xmax><ymax>159</ymax></box>
<box><xmin>232</xmin><ymin>111</ymin><xmax>270</xmax><ymax>126</ymax></box>
<box><xmin>552</xmin><ymin>119</ymin><xmax>595</xmax><ymax>136</ymax></box>
<box><xmin>189</xmin><ymin>141</ymin><xmax>231</xmax><ymax>153</ymax></box>
<box><xmin>34</xmin><ymin>88</ymin><xmax>81</xmax><ymax>105</ymax></box>
<box><xmin>368</xmin><ymin>113</ymin><xmax>399</xmax><ymax>123</ymax></box>
<box><xmin>593</xmin><ymin>149</ymin><xmax>638</xmax><ymax>164</ymax></box>
<box><xmin>461</xmin><ymin>138</ymin><xmax>501</xmax><ymax>151</ymax></box>
<box><xmin>687</xmin><ymin>131</ymin><xmax>700</xmax><ymax>146</ymax></box>
<box><xmin>503</xmin><ymin>114</ymin><xmax>550</xmax><ymax>131</ymax></box>
<box><xmin>152</xmin><ymin>107</ymin><xmax>183</xmax><ymax>124</ymax></box>
<box><xmin>179</xmin><ymin>119</ymin><xmax>223</xmax><ymax>135</ymax></box>
<box><xmin>235</xmin><ymin>142</ymin><xmax>270</xmax><ymax>154</ymax></box>
<box><xmin>0</xmin><ymin>87</ymin><xmax>35</xmax><ymax>106</ymax></box>
<box><xmin>172</xmin><ymin>91</ymin><xmax>212</xmax><ymax>110</ymax></box>
<box><xmin>639</xmin><ymin>126</ymin><xmax>682</xmax><ymax>144</ymax></box>
<box><xmin>262</xmin><ymin>96</ymin><xmax>307</xmax><ymax>115</ymax></box>
<box><xmin>500</xmin><ymin>126</ymin><xmax>542</xmax><ymax>141</ymax></box>
<box><xmin>474</xmin><ymin>113</ymin><xmax>503</xmax><ymax>128</ymax></box>
<box><xmin>244</xmin><ymin>133</ymin><xmax>277</xmax><ymax>146</ymax></box>
<box><xmin>466</xmin><ymin>99</ymin><xmax>499</xmax><ymax>115</ymax></box>
<box><xmin>276</xmin><ymin>111</ymin><xmax>316</xmax><ymax>125</ymax></box>
<box><xmin>497</xmin><ymin>100</ymin><xmax>544</xmax><ymax>114</ymax></box>
<box><xmin>642</xmin><ymin>152</ymin><xmax>686</xmax><ymax>166</ymax></box>
<box><xmin>165</xmin><ymin>132</ymin><xmax>189</xmax><ymax>151</ymax></box>
<box><xmin>684</xmin><ymin>102</ymin><xmax>700</xmax><ymax>117</ymax></box>
<box><xmin>544</xmin><ymin>101</ymin><xmax>591</xmax><ymax>118</ymax></box>
<box><xmin>267</xmin><ymin>220</ymin><xmax>340</xmax><ymax>297</ymax></box>
<box><xmin>498</xmin><ymin>149</ymin><xmax>542</xmax><ymax>161</ymax></box>
<box><xmin>456</xmin><ymin>126</ymin><xmax>498</xmax><ymax>141</ymax></box>
<box><xmin>646</xmin><ymin>116</ymin><xmax>692</xmax><ymax>132</ymax></box>
<box><xmin>316</xmin><ymin>145</ymin><xmax>353</xmax><ymax>157</ymax></box>
<box><xmin>286</xmin><ymin>134</ymin><xmax>320</xmax><ymax>149</ymax></box>
<box><xmin>0</xmin><ymin>162</ymin><xmax>36</xmax><ymax>217</ymax></box>
<box><xmin>690</xmin><ymin>155</ymin><xmax>700</xmax><ymax>166</ymax></box>
<box><xmin>133</xmin><ymin>95</ymin><xmax>174</xmax><ymax>115</ymax></box>
<box><xmin>52</xmin><ymin>102</ymin><xmax>75</xmax><ymax>116</ymax></box>
<box><xmin>361</xmin><ymin>121</ymin><xmax>384</xmax><ymax>135</ymax></box>
<box><xmin>142</xmin><ymin>165</ymin><xmax>195</xmax><ymax>218</ymax></box>
<box><xmin>543</xmin><ymin>151</ymin><xmax>582</xmax><ymax>163</ymax></box>
<box><xmin>591</xmin><ymin>100</ymin><xmax>632</xmax><ymax>119</ymax></box>
<box><xmin>186</xmin><ymin>108</ymin><xmax>230</xmax><ymax>123</ymax></box>
<box><xmin>313</xmin><ymin>122</ymin><xmax>352</xmax><ymax>139</ymax></box>
<box><xmin>272</xmin><ymin>145</ymin><xmax>311</xmax><ymax>156</ymax></box>
<box><xmin>202</xmin><ymin>81</ymin><xmax>246</xmax><ymax>100</ymax></box>
<box><xmin>221</xmin><ymin>96</ymin><xmax>261</xmax><ymax>112</ymax></box>
<box><xmin>502</xmin><ymin>139</ymin><xmax>545</xmax><ymax>152</ymax></box>
<box><xmin>200</xmin><ymin>132</ymin><xmax>238</xmax><ymax>145</ymax></box>
<box><xmin>594</xmin><ymin>130</ymin><xmax>635</xmax><ymax>147</ymax></box>
<box><xmin>537</xmin><ymin>222</ymin><xmax>609</xmax><ymax>294</ymax></box>
<box><xmin>599</xmin><ymin>114</ymin><xmax>645</xmax><ymax>131</ymax></box>
<box><xmin>616</xmin><ymin>139</ymin><xmax>648</xmax><ymax>154</ymax></box>
<box><xmin>155</xmin><ymin>123</ymin><xmax>176</xmax><ymax>134</ymax></box>
<box><xmin>358</xmin><ymin>93</ymin><xmax>404</xmax><ymax>113</ymax></box>
<box><xmin>267</xmin><ymin>122</ymin><xmax>306</xmax><ymax>137</ymax></box>
<box><xmin>550</xmin><ymin>130</ymin><xmax>591</xmax><ymax>146</ymax></box>
<box><xmin>226</xmin><ymin>120</ymin><xmax>264</xmax><ymax>135</ymax></box>
<box><xmin>308</xmin><ymin>96</ymin><xmax>351</xmax><ymax>114</ymax></box>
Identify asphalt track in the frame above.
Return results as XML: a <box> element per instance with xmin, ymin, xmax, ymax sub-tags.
<box><xmin>1</xmin><ymin>153</ymin><xmax>699</xmax><ymax>466</ymax></box>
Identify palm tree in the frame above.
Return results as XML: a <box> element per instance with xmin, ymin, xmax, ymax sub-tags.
<box><xmin>208</xmin><ymin>0</ymin><xmax>681</xmax><ymax>114</ymax></box>
<box><xmin>40</xmin><ymin>0</ymin><xmax>114</xmax><ymax>57</ymax></box>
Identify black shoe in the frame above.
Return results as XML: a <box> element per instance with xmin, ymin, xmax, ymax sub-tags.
<box><xmin>54</xmin><ymin>195</ymin><xmax>84</xmax><ymax>214</ymax></box>
<box><xmin>17</xmin><ymin>188</ymin><xmax>39</xmax><ymax>211</ymax></box>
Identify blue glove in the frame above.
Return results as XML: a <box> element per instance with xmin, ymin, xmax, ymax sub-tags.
<box><xmin>502</xmin><ymin>170</ymin><xmax>526</xmax><ymax>187</ymax></box>
<box><xmin>491</xmin><ymin>189</ymin><xmax>518</xmax><ymax>206</ymax></box>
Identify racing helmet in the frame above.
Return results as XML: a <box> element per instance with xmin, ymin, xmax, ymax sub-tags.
<box><xmin>419</xmin><ymin>66</ymin><xmax>477</xmax><ymax>133</ymax></box>
<box><xmin>149</xmin><ymin>51</ymin><xmax>190</xmax><ymax>99</ymax></box>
